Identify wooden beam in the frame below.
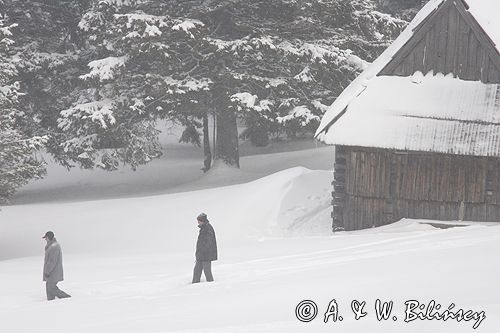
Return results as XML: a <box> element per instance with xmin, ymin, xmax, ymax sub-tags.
<box><xmin>445</xmin><ymin>4</ymin><xmax>459</xmax><ymax>75</ymax></box>
<box><xmin>456</xmin><ymin>12</ymin><xmax>470</xmax><ymax>79</ymax></box>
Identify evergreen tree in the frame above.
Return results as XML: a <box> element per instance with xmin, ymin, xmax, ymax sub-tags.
<box><xmin>59</xmin><ymin>0</ymin><xmax>405</xmax><ymax>170</ymax></box>
<box><xmin>6</xmin><ymin>0</ymin><xmax>89</xmax><ymax>168</ymax></box>
<box><xmin>58</xmin><ymin>0</ymin><xmax>208</xmax><ymax>169</ymax></box>
<box><xmin>0</xmin><ymin>10</ymin><xmax>46</xmax><ymax>203</ymax></box>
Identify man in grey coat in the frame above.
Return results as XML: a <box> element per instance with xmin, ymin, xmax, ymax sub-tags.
<box><xmin>43</xmin><ymin>231</ymin><xmax>71</xmax><ymax>300</ymax></box>
<box><xmin>192</xmin><ymin>213</ymin><xmax>218</xmax><ymax>283</ymax></box>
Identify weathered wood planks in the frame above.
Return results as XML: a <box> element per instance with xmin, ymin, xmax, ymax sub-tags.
<box><xmin>332</xmin><ymin>146</ymin><xmax>500</xmax><ymax>230</ymax></box>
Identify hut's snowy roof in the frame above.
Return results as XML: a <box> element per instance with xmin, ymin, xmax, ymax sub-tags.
<box><xmin>321</xmin><ymin>73</ymin><xmax>500</xmax><ymax>157</ymax></box>
<box><xmin>315</xmin><ymin>0</ymin><xmax>500</xmax><ymax>139</ymax></box>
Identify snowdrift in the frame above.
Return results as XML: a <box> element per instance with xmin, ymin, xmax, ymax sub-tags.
<box><xmin>0</xmin><ymin>167</ymin><xmax>331</xmax><ymax>260</ymax></box>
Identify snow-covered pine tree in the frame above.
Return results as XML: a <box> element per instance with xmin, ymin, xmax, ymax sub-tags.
<box><xmin>57</xmin><ymin>0</ymin><xmax>211</xmax><ymax>170</ymax></box>
<box><xmin>0</xmin><ymin>12</ymin><xmax>46</xmax><ymax>203</ymax></box>
<box><xmin>54</xmin><ymin>0</ymin><xmax>406</xmax><ymax>170</ymax></box>
<box><xmin>6</xmin><ymin>0</ymin><xmax>88</xmax><ymax>168</ymax></box>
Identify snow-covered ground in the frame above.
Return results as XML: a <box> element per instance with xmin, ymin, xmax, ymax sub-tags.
<box><xmin>12</xmin><ymin>126</ymin><xmax>328</xmax><ymax>204</ymax></box>
<box><xmin>1</xmin><ymin>142</ymin><xmax>499</xmax><ymax>333</ymax></box>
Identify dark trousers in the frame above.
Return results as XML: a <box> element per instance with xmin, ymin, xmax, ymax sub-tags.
<box><xmin>46</xmin><ymin>280</ymin><xmax>71</xmax><ymax>300</ymax></box>
<box><xmin>192</xmin><ymin>260</ymin><xmax>214</xmax><ymax>283</ymax></box>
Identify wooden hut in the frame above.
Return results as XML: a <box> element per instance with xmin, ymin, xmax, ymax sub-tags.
<box><xmin>315</xmin><ymin>0</ymin><xmax>500</xmax><ymax>231</ymax></box>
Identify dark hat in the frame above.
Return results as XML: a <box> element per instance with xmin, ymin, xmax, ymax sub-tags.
<box><xmin>197</xmin><ymin>213</ymin><xmax>208</xmax><ymax>223</ymax></box>
<box><xmin>42</xmin><ymin>231</ymin><xmax>54</xmax><ymax>240</ymax></box>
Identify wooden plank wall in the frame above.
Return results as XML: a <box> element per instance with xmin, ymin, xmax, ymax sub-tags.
<box><xmin>380</xmin><ymin>0</ymin><xmax>500</xmax><ymax>84</ymax></box>
<box><xmin>332</xmin><ymin>146</ymin><xmax>500</xmax><ymax>230</ymax></box>
<box><xmin>393</xmin><ymin>154</ymin><xmax>487</xmax><ymax>203</ymax></box>
<box><xmin>332</xmin><ymin>146</ymin><xmax>347</xmax><ymax>231</ymax></box>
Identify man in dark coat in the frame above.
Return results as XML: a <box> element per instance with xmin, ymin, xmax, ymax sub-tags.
<box><xmin>192</xmin><ymin>213</ymin><xmax>218</xmax><ymax>283</ymax></box>
<box><xmin>43</xmin><ymin>231</ymin><xmax>71</xmax><ymax>300</ymax></box>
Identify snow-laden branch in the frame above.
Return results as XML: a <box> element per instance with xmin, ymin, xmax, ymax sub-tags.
<box><xmin>277</xmin><ymin>105</ymin><xmax>320</xmax><ymax>126</ymax></box>
<box><xmin>58</xmin><ymin>99</ymin><xmax>117</xmax><ymax>130</ymax></box>
<box><xmin>207</xmin><ymin>36</ymin><xmax>277</xmax><ymax>54</ymax></box>
<box><xmin>163</xmin><ymin>76</ymin><xmax>212</xmax><ymax>94</ymax></box>
<box><xmin>231</xmin><ymin>92</ymin><xmax>273</xmax><ymax>113</ymax></box>
<box><xmin>80</xmin><ymin>56</ymin><xmax>128</xmax><ymax>82</ymax></box>
<box><xmin>172</xmin><ymin>19</ymin><xmax>204</xmax><ymax>38</ymax></box>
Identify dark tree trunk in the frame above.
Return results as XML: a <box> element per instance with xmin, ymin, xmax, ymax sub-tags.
<box><xmin>213</xmin><ymin>85</ymin><xmax>239</xmax><ymax>168</ymax></box>
<box><xmin>202</xmin><ymin>112</ymin><xmax>212</xmax><ymax>172</ymax></box>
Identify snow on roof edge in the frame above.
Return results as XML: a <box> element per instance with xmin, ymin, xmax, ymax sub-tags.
<box><xmin>314</xmin><ymin>0</ymin><xmax>446</xmax><ymax>139</ymax></box>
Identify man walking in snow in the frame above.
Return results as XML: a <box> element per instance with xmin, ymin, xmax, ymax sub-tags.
<box><xmin>192</xmin><ymin>213</ymin><xmax>218</xmax><ymax>283</ymax></box>
<box><xmin>43</xmin><ymin>231</ymin><xmax>71</xmax><ymax>300</ymax></box>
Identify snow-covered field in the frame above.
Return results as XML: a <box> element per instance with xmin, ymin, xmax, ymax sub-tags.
<box><xmin>1</xmin><ymin>143</ymin><xmax>499</xmax><ymax>333</ymax></box>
